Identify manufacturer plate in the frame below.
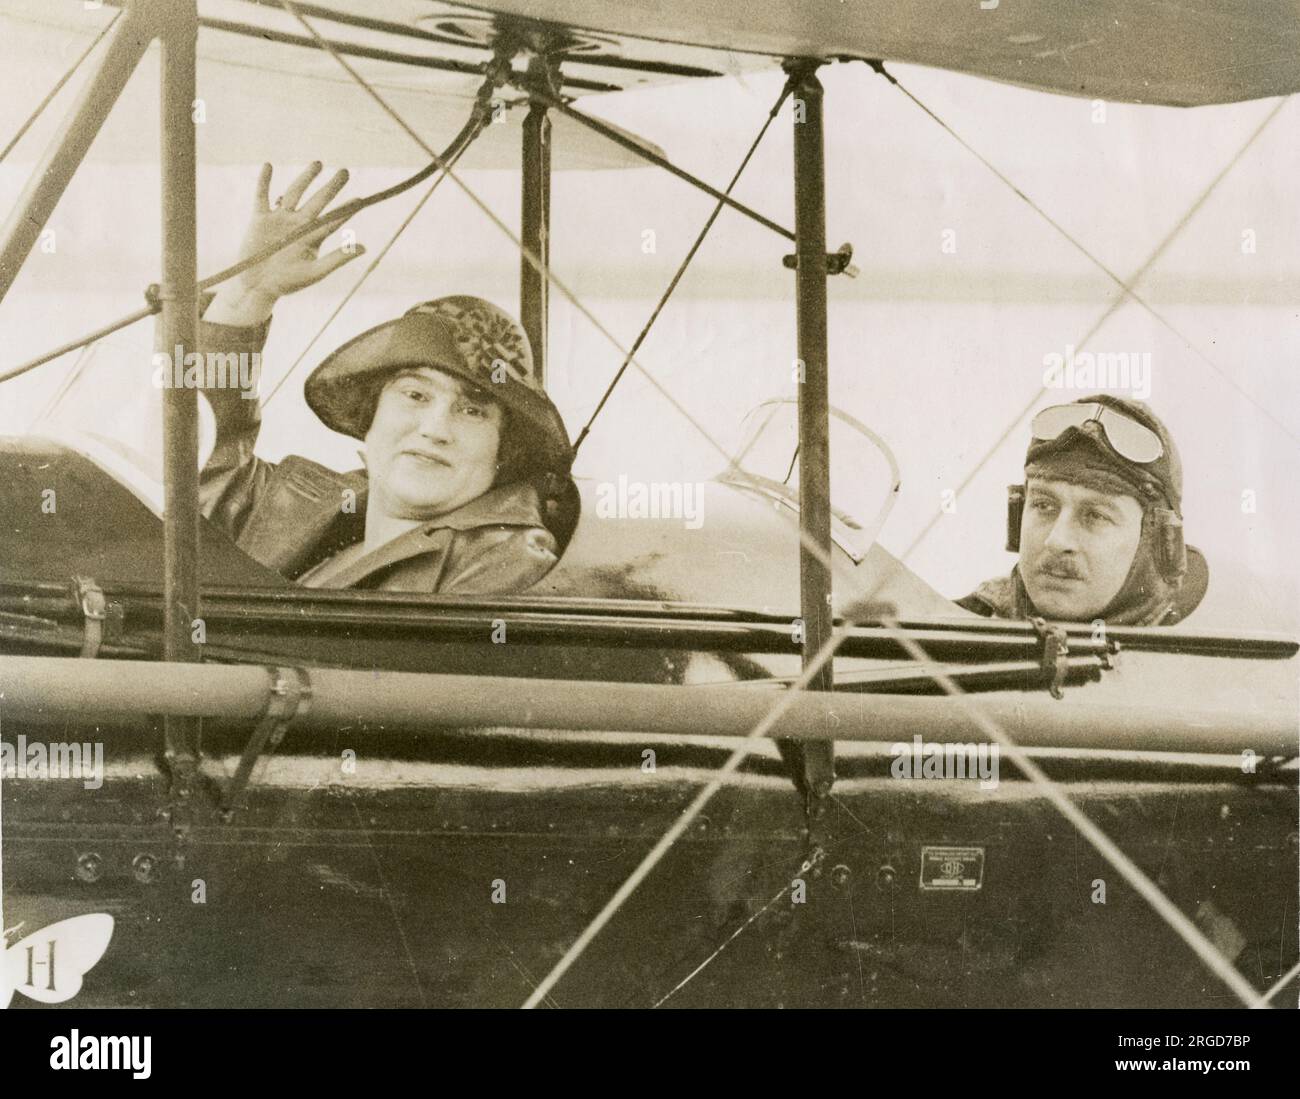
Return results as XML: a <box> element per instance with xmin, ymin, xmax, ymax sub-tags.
<box><xmin>919</xmin><ymin>846</ymin><xmax>984</xmax><ymax>891</ymax></box>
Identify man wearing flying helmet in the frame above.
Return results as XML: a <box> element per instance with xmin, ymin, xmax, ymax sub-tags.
<box><xmin>957</xmin><ymin>394</ymin><xmax>1208</xmax><ymax>626</ymax></box>
<box><xmin>196</xmin><ymin>162</ymin><xmax>574</xmax><ymax>593</ymax></box>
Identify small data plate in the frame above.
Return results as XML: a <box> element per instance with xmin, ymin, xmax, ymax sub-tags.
<box><xmin>919</xmin><ymin>846</ymin><xmax>985</xmax><ymax>891</ymax></box>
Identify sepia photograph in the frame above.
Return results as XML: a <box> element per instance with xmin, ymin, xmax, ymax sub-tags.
<box><xmin>0</xmin><ymin>0</ymin><xmax>1296</xmax><ymax>1065</ymax></box>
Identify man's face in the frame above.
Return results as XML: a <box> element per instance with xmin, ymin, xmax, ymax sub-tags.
<box><xmin>364</xmin><ymin>366</ymin><xmax>503</xmax><ymax>520</ymax></box>
<box><xmin>1019</xmin><ymin>478</ymin><xmax>1144</xmax><ymax>620</ymax></box>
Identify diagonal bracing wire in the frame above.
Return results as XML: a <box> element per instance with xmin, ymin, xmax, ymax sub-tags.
<box><xmin>0</xmin><ymin>86</ymin><xmax>495</xmax><ymax>386</ymax></box>
<box><xmin>283</xmin><ymin>3</ymin><xmax>1280</xmax><ymax>1011</ymax></box>
<box><xmin>0</xmin><ymin>7</ymin><xmax>123</xmax><ymax>165</ymax></box>
<box><xmin>866</xmin><ymin>64</ymin><xmax>1294</xmax><ymax>562</ymax></box>
<box><xmin>261</xmin><ymin>135</ymin><xmax>476</xmax><ymax>406</ymax></box>
<box><xmin>573</xmin><ymin>77</ymin><xmax>795</xmax><ymax>453</ymax></box>
<box><xmin>871</xmin><ymin>63</ymin><xmax>1295</xmax><ymax>447</ymax></box>
<box><xmin>880</xmin><ymin>617</ymin><xmax>1270</xmax><ymax>1008</ymax></box>
<box><xmin>511</xmin><ymin>82</ymin><xmax>795</xmax><ymax>243</ymax></box>
<box><xmin>528</xmin><ymin>599</ymin><xmax>1275</xmax><ymax>1010</ymax></box>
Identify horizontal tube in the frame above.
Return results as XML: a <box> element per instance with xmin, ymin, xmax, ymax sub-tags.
<box><xmin>0</xmin><ymin>656</ymin><xmax>1292</xmax><ymax>756</ymax></box>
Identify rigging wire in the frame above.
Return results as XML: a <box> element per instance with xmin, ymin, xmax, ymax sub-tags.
<box><xmin>572</xmin><ymin>77</ymin><xmax>796</xmax><ymax>453</ymax></box>
<box><xmin>274</xmin><ymin>5</ymin><xmax>1274</xmax><ymax>1011</ymax></box>
<box><xmin>0</xmin><ymin>3</ymin><xmax>1276</xmax><ymax>1008</ymax></box>
<box><xmin>0</xmin><ymin>78</ymin><xmax>499</xmax><ymax>387</ymax></box>
<box><xmin>879</xmin><ymin>617</ymin><xmax>1270</xmax><ymax>1008</ymax></box>
<box><xmin>274</xmin><ymin>2</ymin><xmax>816</xmax><ymax>517</ymax></box>
<box><xmin>1263</xmin><ymin>957</ymin><xmax>1300</xmax><ymax>1004</ymax></box>
<box><xmin>530</xmin><ymin>604</ymin><xmax>1273</xmax><ymax>1010</ymax></box>
<box><xmin>864</xmin><ymin>63</ymin><xmax>1294</xmax><ymax>565</ymax></box>
<box><xmin>0</xmin><ymin>7</ymin><xmax>122</xmax><ymax>165</ymax></box>
<box><xmin>864</xmin><ymin>69</ymin><xmax>1292</xmax><ymax>564</ymax></box>
<box><xmin>261</xmin><ymin>134</ymin><xmax>478</xmax><ymax>406</ymax></box>
<box><xmin>511</xmin><ymin>82</ymin><xmax>796</xmax><ymax>243</ymax></box>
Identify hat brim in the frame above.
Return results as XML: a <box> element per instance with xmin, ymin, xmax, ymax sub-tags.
<box><xmin>304</xmin><ymin>313</ymin><xmax>572</xmax><ymax>472</ymax></box>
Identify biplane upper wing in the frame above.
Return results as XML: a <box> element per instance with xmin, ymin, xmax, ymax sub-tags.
<box><xmin>0</xmin><ymin>0</ymin><xmax>704</xmax><ymax>169</ymax></box>
<box><xmin>5</xmin><ymin>0</ymin><xmax>1290</xmax><ymax>174</ymax></box>
<box><xmin>467</xmin><ymin>0</ymin><xmax>1300</xmax><ymax>107</ymax></box>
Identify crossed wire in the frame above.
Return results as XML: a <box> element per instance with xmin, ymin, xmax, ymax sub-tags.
<box><xmin>874</xmin><ymin>64</ymin><xmax>1296</xmax><ymax>444</ymax></box>
<box><xmin>173</xmin><ymin>0</ymin><xmax>1300</xmax><ymax>1010</ymax></box>
<box><xmin>867</xmin><ymin>64</ymin><xmax>1295</xmax><ymax>563</ymax></box>
<box><xmin>286</xmin><ymin>16</ymin><xmax>1280</xmax><ymax>1007</ymax></box>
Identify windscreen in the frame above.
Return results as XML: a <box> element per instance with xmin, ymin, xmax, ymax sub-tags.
<box><xmin>725</xmin><ymin>398</ymin><xmax>899</xmax><ymax>562</ymax></box>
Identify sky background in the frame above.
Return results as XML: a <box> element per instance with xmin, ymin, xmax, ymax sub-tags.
<box><xmin>1</xmin><ymin>7</ymin><xmax>1296</xmax><ymax>622</ymax></box>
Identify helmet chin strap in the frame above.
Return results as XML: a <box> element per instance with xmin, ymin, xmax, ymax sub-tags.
<box><xmin>1095</xmin><ymin>514</ymin><xmax>1182</xmax><ymax>625</ymax></box>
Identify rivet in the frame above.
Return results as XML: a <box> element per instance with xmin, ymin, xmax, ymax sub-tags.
<box><xmin>132</xmin><ymin>853</ymin><xmax>158</xmax><ymax>885</ymax></box>
<box><xmin>76</xmin><ymin>852</ymin><xmax>103</xmax><ymax>883</ymax></box>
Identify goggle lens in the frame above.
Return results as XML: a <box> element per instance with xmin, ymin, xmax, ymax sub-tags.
<box><xmin>1031</xmin><ymin>404</ymin><xmax>1163</xmax><ymax>464</ymax></box>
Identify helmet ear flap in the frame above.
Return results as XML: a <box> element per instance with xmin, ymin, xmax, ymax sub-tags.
<box><xmin>1006</xmin><ymin>484</ymin><xmax>1025</xmax><ymax>552</ymax></box>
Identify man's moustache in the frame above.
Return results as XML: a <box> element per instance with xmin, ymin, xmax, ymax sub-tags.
<box><xmin>1038</xmin><ymin>555</ymin><xmax>1086</xmax><ymax>580</ymax></box>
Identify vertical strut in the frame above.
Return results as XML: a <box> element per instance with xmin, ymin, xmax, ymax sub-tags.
<box><xmin>786</xmin><ymin>59</ymin><xmax>836</xmax><ymax>816</ymax></box>
<box><xmin>158</xmin><ymin>0</ymin><xmax>202</xmax><ymax>803</ymax></box>
<box><xmin>519</xmin><ymin>55</ymin><xmax>558</xmax><ymax>387</ymax></box>
<box><xmin>0</xmin><ymin>0</ymin><xmax>205</xmax><ymax>811</ymax></box>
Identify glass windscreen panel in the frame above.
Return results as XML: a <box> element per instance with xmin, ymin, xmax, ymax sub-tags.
<box><xmin>725</xmin><ymin>398</ymin><xmax>899</xmax><ymax>561</ymax></box>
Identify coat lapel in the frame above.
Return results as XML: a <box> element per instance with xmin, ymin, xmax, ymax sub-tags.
<box><xmin>311</xmin><ymin>523</ymin><xmax>454</xmax><ymax>589</ymax></box>
<box><xmin>235</xmin><ymin>457</ymin><xmax>367</xmax><ymax>576</ymax></box>
<box><xmin>302</xmin><ymin>482</ymin><xmax>547</xmax><ymax>589</ymax></box>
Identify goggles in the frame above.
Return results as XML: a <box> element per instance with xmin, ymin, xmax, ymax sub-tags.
<box><xmin>1031</xmin><ymin>403</ymin><xmax>1164</xmax><ymax>464</ymax></box>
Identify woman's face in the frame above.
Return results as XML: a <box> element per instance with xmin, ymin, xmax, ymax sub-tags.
<box><xmin>363</xmin><ymin>367</ymin><xmax>503</xmax><ymax>519</ymax></box>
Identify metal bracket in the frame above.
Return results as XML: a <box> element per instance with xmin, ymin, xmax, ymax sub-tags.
<box><xmin>220</xmin><ymin>666</ymin><xmax>312</xmax><ymax>817</ymax></box>
<box><xmin>1030</xmin><ymin>617</ymin><xmax>1071</xmax><ymax>700</ymax></box>
<box><xmin>520</xmin><ymin>48</ymin><xmax>563</xmax><ymax>97</ymax></box>
<box><xmin>72</xmin><ymin>575</ymin><xmax>121</xmax><ymax>659</ymax></box>
<box><xmin>783</xmin><ymin>241</ymin><xmax>859</xmax><ymax>277</ymax></box>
